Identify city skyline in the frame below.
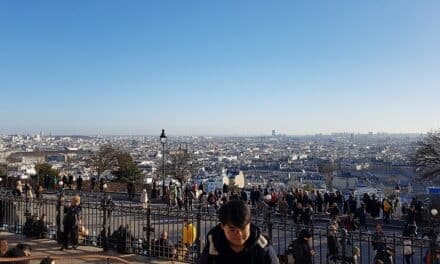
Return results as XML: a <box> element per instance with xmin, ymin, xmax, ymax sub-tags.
<box><xmin>1</xmin><ymin>1</ymin><xmax>439</xmax><ymax>135</ymax></box>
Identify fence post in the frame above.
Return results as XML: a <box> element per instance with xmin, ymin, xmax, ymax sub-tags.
<box><xmin>267</xmin><ymin>211</ymin><xmax>273</xmax><ymax>243</ymax></box>
<box><xmin>196</xmin><ymin>205</ymin><xmax>202</xmax><ymax>258</ymax></box>
<box><xmin>102</xmin><ymin>194</ymin><xmax>108</xmax><ymax>251</ymax></box>
<box><xmin>56</xmin><ymin>192</ymin><xmax>64</xmax><ymax>243</ymax></box>
<box><xmin>146</xmin><ymin>203</ymin><xmax>151</xmax><ymax>256</ymax></box>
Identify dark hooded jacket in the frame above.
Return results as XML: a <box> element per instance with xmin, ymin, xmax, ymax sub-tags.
<box><xmin>197</xmin><ymin>224</ymin><xmax>279</xmax><ymax>264</ymax></box>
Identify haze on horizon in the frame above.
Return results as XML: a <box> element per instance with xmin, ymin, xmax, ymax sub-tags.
<box><xmin>1</xmin><ymin>1</ymin><xmax>439</xmax><ymax>136</ymax></box>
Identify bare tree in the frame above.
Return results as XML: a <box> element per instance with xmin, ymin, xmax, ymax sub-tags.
<box><xmin>413</xmin><ymin>131</ymin><xmax>440</xmax><ymax>182</ymax></box>
<box><xmin>167</xmin><ymin>146</ymin><xmax>199</xmax><ymax>186</ymax></box>
<box><xmin>91</xmin><ymin>145</ymin><xmax>118</xmax><ymax>182</ymax></box>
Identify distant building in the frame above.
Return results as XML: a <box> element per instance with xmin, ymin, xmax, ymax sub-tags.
<box><xmin>272</xmin><ymin>130</ymin><xmax>276</xmax><ymax>137</ymax></box>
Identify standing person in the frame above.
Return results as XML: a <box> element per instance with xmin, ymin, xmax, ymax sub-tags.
<box><xmin>12</xmin><ymin>180</ymin><xmax>23</xmax><ymax>197</ymax></box>
<box><xmin>99</xmin><ymin>178</ymin><xmax>105</xmax><ymax>192</ymax></box>
<box><xmin>327</xmin><ymin>223</ymin><xmax>339</xmax><ymax>262</ymax></box>
<box><xmin>186</xmin><ymin>189</ymin><xmax>194</xmax><ymax>211</ymax></box>
<box><xmin>76</xmin><ymin>176</ymin><xmax>83</xmax><ymax>191</ymax></box>
<box><xmin>24</xmin><ymin>183</ymin><xmax>34</xmax><ymax>216</ymax></box>
<box><xmin>68</xmin><ymin>175</ymin><xmax>73</xmax><ymax>189</ymax></box>
<box><xmin>403</xmin><ymin>230</ymin><xmax>414</xmax><ymax>264</ymax></box>
<box><xmin>290</xmin><ymin>229</ymin><xmax>315</xmax><ymax>264</ymax></box>
<box><xmin>393</xmin><ymin>198</ymin><xmax>402</xmax><ymax>219</ymax></box>
<box><xmin>140</xmin><ymin>189</ymin><xmax>149</xmax><ymax>209</ymax></box>
<box><xmin>35</xmin><ymin>185</ymin><xmax>44</xmax><ymax>213</ymax></box>
<box><xmin>197</xmin><ymin>200</ymin><xmax>278</xmax><ymax>264</ymax></box>
<box><xmin>60</xmin><ymin>195</ymin><xmax>81</xmax><ymax>250</ymax></box>
<box><xmin>372</xmin><ymin>224</ymin><xmax>386</xmax><ymax>256</ymax></box>
<box><xmin>382</xmin><ymin>198</ymin><xmax>393</xmax><ymax>224</ymax></box>
<box><xmin>302</xmin><ymin>202</ymin><xmax>314</xmax><ymax>226</ymax></box>
<box><xmin>62</xmin><ymin>175</ymin><xmax>68</xmax><ymax>189</ymax></box>
<box><xmin>357</xmin><ymin>202</ymin><xmax>368</xmax><ymax>231</ymax></box>
<box><xmin>127</xmin><ymin>180</ymin><xmax>135</xmax><ymax>201</ymax></box>
<box><xmin>90</xmin><ymin>177</ymin><xmax>96</xmax><ymax>192</ymax></box>
<box><xmin>250</xmin><ymin>186</ymin><xmax>260</xmax><ymax>207</ymax></box>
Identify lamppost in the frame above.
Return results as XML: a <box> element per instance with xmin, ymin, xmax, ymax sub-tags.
<box><xmin>160</xmin><ymin>129</ymin><xmax>167</xmax><ymax>200</ymax></box>
<box><xmin>101</xmin><ymin>183</ymin><xmax>114</xmax><ymax>251</ymax></box>
<box><xmin>56</xmin><ymin>180</ymin><xmax>64</xmax><ymax>242</ymax></box>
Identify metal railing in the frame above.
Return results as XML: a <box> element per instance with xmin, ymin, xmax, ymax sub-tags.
<box><xmin>0</xmin><ymin>255</ymin><xmax>131</xmax><ymax>263</ymax></box>
<box><xmin>0</xmin><ymin>191</ymin><xmax>436</xmax><ymax>263</ymax></box>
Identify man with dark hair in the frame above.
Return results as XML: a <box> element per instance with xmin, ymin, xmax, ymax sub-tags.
<box><xmin>4</xmin><ymin>243</ymin><xmax>32</xmax><ymax>264</ymax></box>
<box><xmin>197</xmin><ymin>200</ymin><xmax>278</xmax><ymax>264</ymax></box>
<box><xmin>290</xmin><ymin>229</ymin><xmax>315</xmax><ymax>264</ymax></box>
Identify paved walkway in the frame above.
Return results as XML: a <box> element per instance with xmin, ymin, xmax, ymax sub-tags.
<box><xmin>0</xmin><ymin>232</ymin><xmax>183</xmax><ymax>264</ymax></box>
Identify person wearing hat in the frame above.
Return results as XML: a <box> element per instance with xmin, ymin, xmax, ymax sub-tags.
<box><xmin>197</xmin><ymin>200</ymin><xmax>278</xmax><ymax>264</ymax></box>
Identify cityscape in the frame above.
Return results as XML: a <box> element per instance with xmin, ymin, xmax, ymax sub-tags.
<box><xmin>0</xmin><ymin>131</ymin><xmax>428</xmax><ymax>196</ymax></box>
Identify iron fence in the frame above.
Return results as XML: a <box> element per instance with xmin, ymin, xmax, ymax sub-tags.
<box><xmin>0</xmin><ymin>191</ymin><xmax>435</xmax><ymax>263</ymax></box>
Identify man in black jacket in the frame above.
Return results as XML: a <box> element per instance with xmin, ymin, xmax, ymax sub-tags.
<box><xmin>327</xmin><ymin>223</ymin><xmax>338</xmax><ymax>262</ymax></box>
<box><xmin>291</xmin><ymin>229</ymin><xmax>315</xmax><ymax>264</ymax></box>
<box><xmin>60</xmin><ymin>196</ymin><xmax>81</xmax><ymax>250</ymax></box>
<box><xmin>197</xmin><ymin>200</ymin><xmax>278</xmax><ymax>264</ymax></box>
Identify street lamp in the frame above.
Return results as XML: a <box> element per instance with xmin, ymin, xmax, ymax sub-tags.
<box><xmin>56</xmin><ymin>181</ymin><xmax>65</xmax><ymax>242</ymax></box>
<box><xmin>101</xmin><ymin>183</ymin><xmax>113</xmax><ymax>251</ymax></box>
<box><xmin>160</xmin><ymin>129</ymin><xmax>167</xmax><ymax>200</ymax></box>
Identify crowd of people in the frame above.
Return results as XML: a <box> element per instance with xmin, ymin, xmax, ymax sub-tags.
<box><xmin>3</xmin><ymin>178</ymin><xmax>440</xmax><ymax>264</ymax></box>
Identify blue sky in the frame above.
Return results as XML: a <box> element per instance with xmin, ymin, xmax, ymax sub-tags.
<box><xmin>0</xmin><ymin>1</ymin><xmax>439</xmax><ymax>135</ymax></box>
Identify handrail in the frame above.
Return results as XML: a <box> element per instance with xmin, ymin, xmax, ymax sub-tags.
<box><xmin>0</xmin><ymin>254</ymin><xmax>131</xmax><ymax>263</ymax></box>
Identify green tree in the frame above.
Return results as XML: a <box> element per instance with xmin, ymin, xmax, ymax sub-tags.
<box><xmin>35</xmin><ymin>163</ymin><xmax>59</xmax><ymax>187</ymax></box>
<box><xmin>413</xmin><ymin>131</ymin><xmax>440</xmax><ymax>182</ymax></box>
<box><xmin>114</xmin><ymin>151</ymin><xmax>142</xmax><ymax>183</ymax></box>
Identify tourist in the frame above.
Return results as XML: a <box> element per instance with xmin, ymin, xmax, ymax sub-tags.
<box><xmin>197</xmin><ymin>199</ymin><xmax>278</xmax><ymax>264</ymax></box>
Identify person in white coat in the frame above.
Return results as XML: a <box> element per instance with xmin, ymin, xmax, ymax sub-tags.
<box><xmin>140</xmin><ymin>189</ymin><xmax>149</xmax><ymax>209</ymax></box>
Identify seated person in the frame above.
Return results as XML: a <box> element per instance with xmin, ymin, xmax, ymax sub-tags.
<box><xmin>4</xmin><ymin>243</ymin><xmax>32</xmax><ymax>264</ymax></box>
<box><xmin>152</xmin><ymin>231</ymin><xmax>177</xmax><ymax>258</ymax></box>
<box><xmin>0</xmin><ymin>239</ymin><xmax>8</xmax><ymax>257</ymax></box>
<box><xmin>35</xmin><ymin>214</ymin><xmax>49</xmax><ymax>238</ymax></box>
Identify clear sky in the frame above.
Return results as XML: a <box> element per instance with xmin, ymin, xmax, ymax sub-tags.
<box><xmin>1</xmin><ymin>1</ymin><xmax>439</xmax><ymax>136</ymax></box>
